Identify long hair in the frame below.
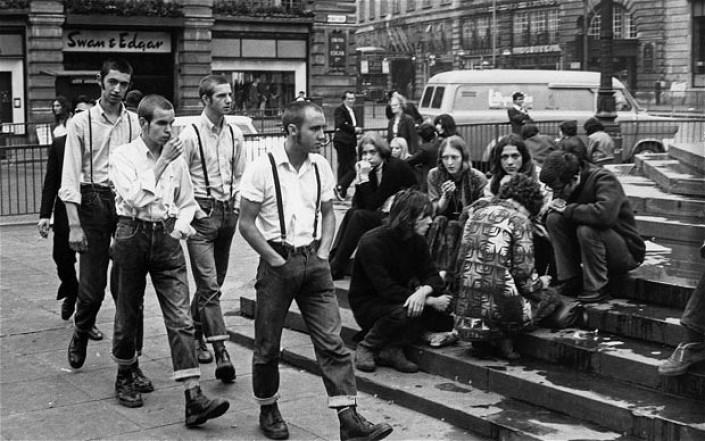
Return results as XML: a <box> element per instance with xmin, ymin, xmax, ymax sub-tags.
<box><xmin>52</xmin><ymin>96</ymin><xmax>72</xmax><ymax>125</ymax></box>
<box><xmin>489</xmin><ymin>133</ymin><xmax>536</xmax><ymax>195</ymax></box>
<box><xmin>390</xmin><ymin>137</ymin><xmax>409</xmax><ymax>159</ymax></box>
<box><xmin>357</xmin><ymin>132</ymin><xmax>391</xmax><ymax>160</ymax></box>
<box><xmin>387</xmin><ymin>189</ymin><xmax>433</xmax><ymax>239</ymax></box>
<box><xmin>433</xmin><ymin>114</ymin><xmax>457</xmax><ymax>137</ymax></box>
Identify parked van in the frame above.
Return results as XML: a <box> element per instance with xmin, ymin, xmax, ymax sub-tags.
<box><xmin>418</xmin><ymin>69</ymin><xmax>679</xmax><ymax>162</ymax></box>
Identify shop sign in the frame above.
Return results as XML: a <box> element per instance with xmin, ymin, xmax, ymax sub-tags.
<box><xmin>327</xmin><ymin>15</ymin><xmax>347</xmax><ymax>23</ymax></box>
<box><xmin>63</xmin><ymin>30</ymin><xmax>171</xmax><ymax>53</ymax></box>
<box><xmin>329</xmin><ymin>31</ymin><xmax>347</xmax><ymax>69</ymax></box>
<box><xmin>511</xmin><ymin>44</ymin><xmax>560</xmax><ymax>55</ymax></box>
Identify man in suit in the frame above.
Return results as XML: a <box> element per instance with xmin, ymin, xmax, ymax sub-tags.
<box><xmin>333</xmin><ymin>91</ymin><xmax>362</xmax><ymax>200</ymax></box>
<box><xmin>38</xmin><ymin>97</ymin><xmax>95</xmax><ymax>320</ymax></box>
<box><xmin>507</xmin><ymin>91</ymin><xmax>532</xmax><ymax>134</ymax></box>
<box><xmin>329</xmin><ymin>133</ymin><xmax>417</xmax><ymax>280</ymax></box>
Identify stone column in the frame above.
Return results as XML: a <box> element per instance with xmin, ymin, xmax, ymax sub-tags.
<box><xmin>27</xmin><ymin>0</ymin><xmax>64</xmax><ymax>123</ymax></box>
<box><xmin>176</xmin><ymin>0</ymin><xmax>213</xmax><ymax>115</ymax></box>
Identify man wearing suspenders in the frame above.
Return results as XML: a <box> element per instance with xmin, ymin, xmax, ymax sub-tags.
<box><xmin>59</xmin><ymin>60</ymin><xmax>149</xmax><ymax>386</ymax></box>
<box><xmin>239</xmin><ymin>101</ymin><xmax>393</xmax><ymax>441</ymax></box>
<box><xmin>179</xmin><ymin>75</ymin><xmax>246</xmax><ymax>382</ymax></box>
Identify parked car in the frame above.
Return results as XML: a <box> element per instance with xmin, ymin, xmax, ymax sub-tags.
<box><xmin>418</xmin><ymin>69</ymin><xmax>680</xmax><ymax>163</ymax></box>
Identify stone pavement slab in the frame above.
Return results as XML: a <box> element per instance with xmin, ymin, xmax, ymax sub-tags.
<box><xmin>1</xmin><ymin>223</ymin><xmax>487</xmax><ymax>440</ymax></box>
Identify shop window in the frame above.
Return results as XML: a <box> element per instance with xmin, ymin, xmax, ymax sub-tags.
<box><xmin>589</xmin><ymin>4</ymin><xmax>637</xmax><ymax>39</ymax></box>
<box><xmin>380</xmin><ymin>0</ymin><xmax>387</xmax><ymax>17</ymax></box>
<box><xmin>393</xmin><ymin>0</ymin><xmax>400</xmax><ymax>14</ymax></box>
<box><xmin>422</xmin><ymin>0</ymin><xmax>431</xmax><ymax>9</ymax></box>
<box><xmin>643</xmin><ymin>43</ymin><xmax>654</xmax><ymax>73</ymax></box>
<box><xmin>370</xmin><ymin>0</ymin><xmax>375</xmax><ymax>19</ymax></box>
<box><xmin>512</xmin><ymin>8</ymin><xmax>558</xmax><ymax>47</ymax></box>
<box><xmin>216</xmin><ymin>70</ymin><xmax>295</xmax><ymax>116</ymax></box>
<box><xmin>440</xmin><ymin>0</ymin><xmax>451</xmax><ymax>5</ymax></box>
<box><xmin>407</xmin><ymin>0</ymin><xmax>415</xmax><ymax>11</ymax></box>
<box><xmin>695</xmin><ymin>16</ymin><xmax>705</xmax><ymax>74</ymax></box>
<box><xmin>359</xmin><ymin>0</ymin><xmax>365</xmax><ymax>22</ymax></box>
<box><xmin>462</xmin><ymin>16</ymin><xmax>491</xmax><ymax>50</ymax></box>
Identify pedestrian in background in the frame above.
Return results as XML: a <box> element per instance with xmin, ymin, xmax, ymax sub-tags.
<box><xmin>583</xmin><ymin>117</ymin><xmax>615</xmax><ymax>164</ymax></box>
<box><xmin>51</xmin><ymin>95</ymin><xmax>72</xmax><ymax>140</ymax></box>
<box><xmin>521</xmin><ymin>123</ymin><xmax>557</xmax><ymax>166</ymax></box>
<box><xmin>124</xmin><ymin>89</ymin><xmax>143</xmax><ymax>113</ymax></box>
<box><xmin>109</xmin><ymin>94</ymin><xmax>230</xmax><ymax>426</ymax></box>
<box><xmin>390</xmin><ymin>137</ymin><xmax>410</xmax><ymax>160</ymax></box>
<box><xmin>507</xmin><ymin>91</ymin><xmax>532</xmax><ymax>134</ymax></box>
<box><xmin>333</xmin><ymin>91</ymin><xmax>362</xmax><ymax>201</ymax></box>
<box><xmin>434</xmin><ymin>114</ymin><xmax>458</xmax><ymax>140</ymax></box>
<box><xmin>60</xmin><ymin>58</ymin><xmax>141</xmax><ymax>370</ymax></box>
<box><xmin>407</xmin><ymin>121</ymin><xmax>439</xmax><ymax>191</ymax></box>
<box><xmin>39</xmin><ymin>98</ymin><xmax>95</xmax><ymax>321</ymax></box>
<box><xmin>179</xmin><ymin>75</ymin><xmax>245</xmax><ymax>382</ymax></box>
<box><xmin>387</xmin><ymin>92</ymin><xmax>418</xmax><ymax>153</ymax></box>
<box><xmin>239</xmin><ymin>100</ymin><xmax>393</xmax><ymax>441</ymax></box>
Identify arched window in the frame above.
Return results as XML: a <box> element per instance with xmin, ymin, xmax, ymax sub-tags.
<box><xmin>588</xmin><ymin>4</ymin><xmax>637</xmax><ymax>39</ymax></box>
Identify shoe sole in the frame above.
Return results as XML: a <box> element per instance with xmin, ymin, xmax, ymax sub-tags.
<box><xmin>215</xmin><ymin>364</ymin><xmax>236</xmax><ymax>383</ymax></box>
<box><xmin>260</xmin><ymin>427</ymin><xmax>290</xmax><ymax>440</ymax></box>
<box><xmin>346</xmin><ymin>424</ymin><xmax>394</xmax><ymax>441</ymax></box>
<box><xmin>185</xmin><ymin>400</ymin><xmax>230</xmax><ymax>427</ymax></box>
<box><xmin>87</xmin><ymin>333</ymin><xmax>103</xmax><ymax>341</ymax></box>
<box><xmin>134</xmin><ymin>383</ymin><xmax>155</xmax><ymax>393</ymax></box>
<box><xmin>355</xmin><ymin>363</ymin><xmax>376</xmax><ymax>372</ymax></box>
<box><xmin>116</xmin><ymin>395</ymin><xmax>143</xmax><ymax>408</ymax></box>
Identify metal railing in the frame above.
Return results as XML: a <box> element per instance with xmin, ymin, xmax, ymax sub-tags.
<box><xmin>2</xmin><ymin>118</ymin><xmax>703</xmax><ymax>216</ymax></box>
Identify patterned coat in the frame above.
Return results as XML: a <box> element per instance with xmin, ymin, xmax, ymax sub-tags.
<box><xmin>455</xmin><ymin>199</ymin><xmax>543</xmax><ymax>336</ymax></box>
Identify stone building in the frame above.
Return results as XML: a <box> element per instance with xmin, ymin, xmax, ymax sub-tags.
<box><xmin>0</xmin><ymin>0</ymin><xmax>315</xmax><ymax>126</ymax></box>
<box><xmin>355</xmin><ymin>0</ymin><xmax>704</xmax><ymax>100</ymax></box>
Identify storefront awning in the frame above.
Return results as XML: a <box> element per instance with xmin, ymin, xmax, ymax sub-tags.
<box><xmin>41</xmin><ymin>69</ymin><xmax>97</xmax><ymax>78</ymax></box>
<box><xmin>355</xmin><ymin>46</ymin><xmax>386</xmax><ymax>53</ymax></box>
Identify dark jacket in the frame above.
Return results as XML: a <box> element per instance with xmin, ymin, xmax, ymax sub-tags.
<box><xmin>333</xmin><ymin>103</ymin><xmax>358</xmax><ymax>147</ymax></box>
<box><xmin>353</xmin><ymin>157</ymin><xmax>417</xmax><ymax>211</ymax></box>
<box><xmin>385</xmin><ymin>102</ymin><xmax>423</xmax><ymax>124</ymax></box>
<box><xmin>563</xmin><ymin>164</ymin><xmax>645</xmax><ymax>263</ymax></box>
<box><xmin>39</xmin><ymin>135</ymin><xmax>68</xmax><ymax>228</ymax></box>
<box><xmin>349</xmin><ymin>225</ymin><xmax>444</xmax><ymax>330</ymax></box>
<box><xmin>387</xmin><ymin>113</ymin><xmax>418</xmax><ymax>153</ymax></box>
<box><xmin>406</xmin><ymin>139</ymin><xmax>440</xmax><ymax>191</ymax></box>
<box><xmin>524</xmin><ymin>134</ymin><xmax>557</xmax><ymax>166</ymax></box>
<box><xmin>507</xmin><ymin>107</ymin><xmax>532</xmax><ymax>134</ymax></box>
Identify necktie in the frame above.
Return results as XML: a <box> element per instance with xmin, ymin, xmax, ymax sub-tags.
<box><xmin>370</xmin><ymin>166</ymin><xmax>379</xmax><ymax>190</ymax></box>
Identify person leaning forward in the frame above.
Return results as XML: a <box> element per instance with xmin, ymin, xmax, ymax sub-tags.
<box><xmin>59</xmin><ymin>58</ymin><xmax>143</xmax><ymax>371</ymax></box>
<box><xmin>179</xmin><ymin>75</ymin><xmax>246</xmax><ymax>380</ymax></box>
<box><xmin>109</xmin><ymin>94</ymin><xmax>230</xmax><ymax>426</ymax></box>
<box><xmin>239</xmin><ymin>100</ymin><xmax>393</xmax><ymax>441</ymax></box>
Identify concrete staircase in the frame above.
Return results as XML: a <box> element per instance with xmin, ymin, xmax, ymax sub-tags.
<box><xmin>226</xmin><ymin>143</ymin><xmax>705</xmax><ymax>440</ymax></box>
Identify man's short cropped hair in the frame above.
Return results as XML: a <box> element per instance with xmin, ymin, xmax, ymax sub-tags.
<box><xmin>281</xmin><ymin>100</ymin><xmax>323</xmax><ymax>135</ymax></box>
<box><xmin>198</xmin><ymin>75</ymin><xmax>229</xmax><ymax>100</ymax></box>
<box><xmin>99</xmin><ymin>58</ymin><xmax>133</xmax><ymax>80</ymax></box>
<box><xmin>512</xmin><ymin>91</ymin><xmax>525</xmax><ymax>101</ymax></box>
<box><xmin>125</xmin><ymin>90</ymin><xmax>143</xmax><ymax>109</ymax></box>
<box><xmin>137</xmin><ymin>94</ymin><xmax>174</xmax><ymax>123</ymax></box>
<box><xmin>539</xmin><ymin>151</ymin><xmax>581</xmax><ymax>187</ymax></box>
<box><xmin>341</xmin><ymin>90</ymin><xmax>355</xmax><ymax>100</ymax></box>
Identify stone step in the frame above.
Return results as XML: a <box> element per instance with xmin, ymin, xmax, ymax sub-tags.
<box><xmin>635</xmin><ymin>214</ymin><xmax>705</xmax><ymax>246</ymax></box>
<box><xmin>234</xmin><ymin>296</ymin><xmax>705</xmax><ymax>440</ymax></box>
<box><xmin>625</xmin><ymin>264</ymin><xmax>700</xmax><ymax>310</ymax></box>
<box><xmin>668</xmin><ymin>143</ymin><xmax>705</xmax><ymax>175</ymax></box>
<box><xmin>225</xmin><ymin>315</ymin><xmax>639</xmax><ymax>441</ymax></box>
<box><xmin>620</xmin><ymin>176</ymin><xmax>705</xmax><ymax>220</ymax></box>
<box><xmin>641</xmin><ymin>159</ymin><xmax>705</xmax><ymax>197</ymax></box>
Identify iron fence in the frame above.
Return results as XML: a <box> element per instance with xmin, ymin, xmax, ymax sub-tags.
<box><xmin>1</xmin><ymin>118</ymin><xmax>703</xmax><ymax>216</ymax></box>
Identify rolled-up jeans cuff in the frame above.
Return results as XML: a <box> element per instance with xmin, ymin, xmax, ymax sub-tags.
<box><xmin>113</xmin><ymin>354</ymin><xmax>138</xmax><ymax>367</ymax></box>
<box><xmin>254</xmin><ymin>393</ymin><xmax>280</xmax><ymax>406</ymax></box>
<box><xmin>205</xmin><ymin>334</ymin><xmax>229</xmax><ymax>343</ymax></box>
<box><xmin>328</xmin><ymin>395</ymin><xmax>357</xmax><ymax>408</ymax></box>
<box><xmin>173</xmin><ymin>368</ymin><xmax>201</xmax><ymax>381</ymax></box>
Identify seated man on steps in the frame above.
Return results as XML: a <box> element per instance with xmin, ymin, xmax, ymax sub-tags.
<box><xmin>329</xmin><ymin>132</ymin><xmax>417</xmax><ymax>280</ymax></box>
<box><xmin>350</xmin><ymin>190</ymin><xmax>451</xmax><ymax>373</ymax></box>
<box><xmin>539</xmin><ymin>151</ymin><xmax>645</xmax><ymax>303</ymax></box>
<box><xmin>659</xmin><ymin>241</ymin><xmax>705</xmax><ymax>376</ymax></box>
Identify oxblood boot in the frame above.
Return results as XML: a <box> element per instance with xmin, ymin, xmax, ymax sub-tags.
<box><xmin>338</xmin><ymin>406</ymin><xmax>393</xmax><ymax>441</ymax></box>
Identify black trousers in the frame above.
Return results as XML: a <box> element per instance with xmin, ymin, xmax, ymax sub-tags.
<box><xmin>52</xmin><ymin>205</ymin><xmax>78</xmax><ymax>301</ymax></box>
<box><xmin>330</xmin><ymin>208</ymin><xmax>383</xmax><ymax>276</ymax></box>
<box><xmin>334</xmin><ymin>141</ymin><xmax>356</xmax><ymax>193</ymax></box>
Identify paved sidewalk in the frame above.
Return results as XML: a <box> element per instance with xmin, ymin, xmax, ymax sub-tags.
<box><xmin>0</xmin><ymin>223</ymin><xmax>484</xmax><ymax>441</ymax></box>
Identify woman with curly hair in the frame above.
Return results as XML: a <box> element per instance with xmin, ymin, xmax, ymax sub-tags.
<box><xmin>350</xmin><ymin>189</ymin><xmax>453</xmax><ymax>373</ymax></box>
<box><xmin>433</xmin><ymin>114</ymin><xmax>458</xmax><ymax>140</ymax></box>
<box><xmin>455</xmin><ymin>174</ymin><xmax>561</xmax><ymax>359</ymax></box>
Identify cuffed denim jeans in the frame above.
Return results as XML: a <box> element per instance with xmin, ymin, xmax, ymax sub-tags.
<box><xmin>187</xmin><ymin>200</ymin><xmax>238</xmax><ymax>342</ymax></box>
<box><xmin>74</xmin><ymin>185</ymin><xmax>116</xmax><ymax>334</ymax></box>
<box><xmin>112</xmin><ymin>218</ymin><xmax>200</xmax><ymax>381</ymax></box>
<box><xmin>546</xmin><ymin>212</ymin><xmax>639</xmax><ymax>292</ymax></box>
<box><xmin>682</xmin><ymin>271</ymin><xmax>705</xmax><ymax>336</ymax></box>
<box><xmin>253</xmin><ymin>245</ymin><xmax>357</xmax><ymax>408</ymax></box>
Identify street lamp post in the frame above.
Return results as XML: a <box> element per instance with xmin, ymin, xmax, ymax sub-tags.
<box><xmin>595</xmin><ymin>0</ymin><xmax>622</xmax><ymax>161</ymax></box>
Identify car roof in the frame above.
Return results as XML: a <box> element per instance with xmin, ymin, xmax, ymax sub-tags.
<box><xmin>426</xmin><ymin>69</ymin><xmax>624</xmax><ymax>88</ymax></box>
<box><xmin>173</xmin><ymin>114</ymin><xmax>257</xmax><ymax>134</ymax></box>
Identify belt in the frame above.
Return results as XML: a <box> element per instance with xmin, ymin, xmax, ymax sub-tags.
<box><xmin>268</xmin><ymin>240</ymin><xmax>319</xmax><ymax>259</ymax></box>
<box><xmin>80</xmin><ymin>183</ymin><xmax>113</xmax><ymax>193</ymax></box>
<box><xmin>196</xmin><ymin>197</ymin><xmax>228</xmax><ymax>207</ymax></box>
<box><xmin>118</xmin><ymin>215</ymin><xmax>175</xmax><ymax>231</ymax></box>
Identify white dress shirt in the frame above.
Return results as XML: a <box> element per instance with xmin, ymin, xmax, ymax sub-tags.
<box><xmin>240</xmin><ymin>143</ymin><xmax>334</xmax><ymax>247</ymax></box>
<box><xmin>109</xmin><ymin>137</ymin><xmax>198</xmax><ymax>236</ymax></box>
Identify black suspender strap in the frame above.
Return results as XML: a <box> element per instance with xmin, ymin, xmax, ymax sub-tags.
<box><xmin>312</xmin><ymin>162</ymin><xmax>321</xmax><ymax>239</ymax></box>
<box><xmin>268</xmin><ymin>152</ymin><xmax>287</xmax><ymax>243</ymax></box>
<box><xmin>88</xmin><ymin>110</ymin><xmax>93</xmax><ymax>183</ymax></box>
<box><xmin>228</xmin><ymin>125</ymin><xmax>236</xmax><ymax>199</ymax></box>
<box><xmin>192</xmin><ymin>124</ymin><xmax>211</xmax><ymax>198</ymax></box>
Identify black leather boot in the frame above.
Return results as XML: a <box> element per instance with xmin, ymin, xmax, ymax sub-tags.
<box><xmin>213</xmin><ymin>343</ymin><xmax>236</xmax><ymax>383</ymax></box>
<box><xmin>68</xmin><ymin>331</ymin><xmax>88</xmax><ymax>369</ymax></box>
<box><xmin>184</xmin><ymin>386</ymin><xmax>229</xmax><ymax>427</ymax></box>
<box><xmin>338</xmin><ymin>406</ymin><xmax>393</xmax><ymax>441</ymax></box>
<box><xmin>115</xmin><ymin>369</ymin><xmax>143</xmax><ymax>408</ymax></box>
<box><xmin>195</xmin><ymin>332</ymin><xmax>213</xmax><ymax>364</ymax></box>
<box><xmin>259</xmin><ymin>403</ymin><xmax>289</xmax><ymax>440</ymax></box>
<box><xmin>131</xmin><ymin>362</ymin><xmax>154</xmax><ymax>393</ymax></box>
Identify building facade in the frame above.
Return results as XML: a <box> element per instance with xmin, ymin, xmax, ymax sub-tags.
<box><xmin>0</xmin><ymin>0</ymin><xmax>314</xmax><ymax>126</ymax></box>
<box><xmin>355</xmin><ymin>0</ymin><xmax>704</xmax><ymax>100</ymax></box>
